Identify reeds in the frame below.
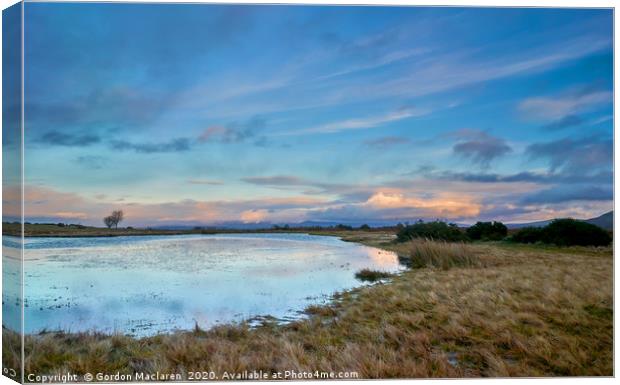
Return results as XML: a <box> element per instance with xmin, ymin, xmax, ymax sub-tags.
<box><xmin>407</xmin><ymin>239</ymin><xmax>480</xmax><ymax>269</ymax></box>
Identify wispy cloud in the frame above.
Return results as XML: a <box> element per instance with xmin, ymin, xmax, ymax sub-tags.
<box><xmin>241</xmin><ymin>175</ymin><xmax>307</xmax><ymax>186</ymax></box>
<box><xmin>318</xmin><ymin>47</ymin><xmax>428</xmax><ymax>80</ymax></box>
<box><xmin>518</xmin><ymin>88</ymin><xmax>612</xmax><ymax>120</ymax></box>
<box><xmin>187</xmin><ymin>179</ymin><xmax>224</xmax><ymax>185</ymax></box>
<box><xmin>364</xmin><ymin>136</ymin><xmax>412</xmax><ymax>149</ymax></box>
<box><xmin>334</xmin><ymin>37</ymin><xmax>612</xmax><ymax>106</ymax></box>
<box><xmin>283</xmin><ymin>107</ymin><xmax>426</xmax><ymax>135</ymax></box>
<box><xmin>541</xmin><ymin>114</ymin><xmax>583</xmax><ymax>130</ymax></box>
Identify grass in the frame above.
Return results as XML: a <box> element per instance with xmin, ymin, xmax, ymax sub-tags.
<box><xmin>355</xmin><ymin>269</ymin><xmax>395</xmax><ymax>282</ymax></box>
<box><xmin>407</xmin><ymin>239</ymin><xmax>480</xmax><ymax>269</ymax></box>
<box><xmin>2</xmin><ymin>232</ymin><xmax>613</xmax><ymax>379</ymax></box>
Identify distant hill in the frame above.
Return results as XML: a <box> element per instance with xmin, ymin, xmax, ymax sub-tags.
<box><xmin>506</xmin><ymin>219</ymin><xmax>554</xmax><ymax>229</ymax></box>
<box><xmin>507</xmin><ymin>211</ymin><xmax>613</xmax><ymax>231</ymax></box>
<box><xmin>150</xmin><ymin>219</ymin><xmax>409</xmax><ymax>230</ymax></box>
<box><xmin>146</xmin><ymin>211</ymin><xmax>613</xmax><ymax>232</ymax></box>
<box><xmin>585</xmin><ymin>211</ymin><xmax>613</xmax><ymax>231</ymax></box>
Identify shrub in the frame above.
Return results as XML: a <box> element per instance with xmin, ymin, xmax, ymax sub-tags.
<box><xmin>510</xmin><ymin>219</ymin><xmax>612</xmax><ymax>247</ymax></box>
<box><xmin>359</xmin><ymin>224</ymin><xmax>371</xmax><ymax>230</ymax></box>
<box><xmin>396</xmin><ymin>221</ymin><xmax>467</xmax><ymax>242</ymax></box>
<box><xmin>355</xmin><ymin>269</ymin><xmax>394</xmax><ymax>282</ymax></box>
<box><xmin>510</xmin><ymin>226</ymin><xmax>544</xmax><ymax>244</ymax></box>
<box><xmin>542</xmin><ymin>219</ymin><xmax>611</xmax><ymax>247</ymax></box>
<box><xmin>466</xmin><ymin>221</ymin><xmax>507</xmax><ymax>241</ymax></box>
<box><xmin>335</xmin><ymin>224</ymin><xmax>353</xmax><ymax>230</ymax></box>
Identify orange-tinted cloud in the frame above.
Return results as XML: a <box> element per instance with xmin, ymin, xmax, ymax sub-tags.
<box><xmin>364</xmin><ymin>191</ymin><xmax>481</xmax><ymax>218</ymax></box>
<box><xmin>240</xmin><ymin>209</ymin><xmax>269</xmax><ymax>223</ymax></box>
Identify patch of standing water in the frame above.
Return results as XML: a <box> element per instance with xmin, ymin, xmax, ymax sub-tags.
<box><xmin>3</xmin><ymin>233</ymin><xmax>404</xmax><ymax>337</ymax></box>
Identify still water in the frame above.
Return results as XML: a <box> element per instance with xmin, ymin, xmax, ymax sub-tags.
<box><xmin>3</xmin><ymin>233</ymin><xmax>402</xmax><ymax>336</ymax></box>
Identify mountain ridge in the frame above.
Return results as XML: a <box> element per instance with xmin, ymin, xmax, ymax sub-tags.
<box><xmin>506</xmin><ymin>211</ymin><xmax>613</xmax><ymax>231</ymax></box>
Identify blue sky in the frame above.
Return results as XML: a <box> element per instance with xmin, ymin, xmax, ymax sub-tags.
<box><xmin>17</xmin><ymin>3</ymin><xmax>613</xmax><ymax>227</ymax></box>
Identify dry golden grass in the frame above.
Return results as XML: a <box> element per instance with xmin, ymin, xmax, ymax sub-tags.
<box><xmin>406</xmin><ymin>239</ymin><xmax>480</xmax><ymax>269</ymax></box>
<box><xmin>3</xmin><ymin>238</ymin><xmax>613</xmax><ymax>379</ymax></box>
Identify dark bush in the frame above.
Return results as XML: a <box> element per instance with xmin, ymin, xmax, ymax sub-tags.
<box><xmin>466</xmin><ymin>221</ymin><xmax>508</xmax><ymax>241</ymax></box>
<box><xmin>355</xmin><ymin>269</ymin><xmax>394</xmax><ymax>282</ymax></box>
<box><xmin>396</xmin><ymin>221</ymin><xmax>467</xmax><ymax>242</ymax></box>
<box><xmin>541</xmin><ymin>219</ymin><xmax>611</xmax><ymax>247</ymax></box>
<box><xmin>510</xmin><ymin>226</ymin><xmax>544</xmax><ymax>244</ymax></box>
<box><xmin>510</xmin><ymin>219</ymin><xmax>611</xmax><ymax>246</ymax></box>
<box><xmin>359</xmin><ymin>224</ymin><xmax>371</xmax><ymax>230</ymax></box>
<box><xmin>335</xmin><ymin>224</ymin><xmax>353</xmax><ymax>230</ymax></box>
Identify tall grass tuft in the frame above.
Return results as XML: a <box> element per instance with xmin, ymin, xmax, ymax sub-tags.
<box><xmin>355</xmin><ymin>269</ymin><xmax>395</xmax><ymax>282</ymax></box>
<box><xmin>408</xmin><ymin>239</ymin><xmax>479</xmax><ymax>270</ymax></box>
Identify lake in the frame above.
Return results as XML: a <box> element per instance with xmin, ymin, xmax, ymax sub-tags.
<box><xmin>3</xmin><ymin>233</ymin><xmax>403</xmax><ymax>336</ymax></box>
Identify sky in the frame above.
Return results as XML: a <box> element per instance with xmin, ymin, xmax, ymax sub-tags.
<box><xmin>10</xmin><ymin>3</ymin><xmax>614</xmax><ymax>227</ymax></box>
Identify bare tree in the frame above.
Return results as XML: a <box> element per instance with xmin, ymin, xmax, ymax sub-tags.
<box><xmin>103</xmin><ymin>216</ymin><xmax>115</xmax><ymax>229</ymax></box>
<box><xmin>103</xmin><ymin>210</ymin><xmax>124</xmax><ymax>229</ymax></box>
<box><xmin>111</xmin><ymin>210</ymin><xmax>124</xmax><ymax>229</ymax></box>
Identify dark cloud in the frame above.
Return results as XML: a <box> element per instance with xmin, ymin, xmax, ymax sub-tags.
<box><xmin>541</xmin><ymin>114</ymin><xmax>583</xmax><ymax>130</ymax></box>
<box><xmin>427</xmin><ymin>170</ymin><xmax>548</xmax><ymax>183</ymax></box>
<box><xmin>27</xmin><ymin>87</ymin><xmax>169</xmax><ymax>136</ymax></box>
<box><xmin>39</xmin><ymin>131</ymin><xmax>101</xmax><ymax>146</ymax></box>
<box><xmin>110</xmin><ymin>138</ymin><xmax>191</xmax><ymax>153</ymax></box>
<box><xmin>198</xmin><ymin>116</ymin><xmax>266</xmax><ymax>144</ymax></box>
<box><xmin>364</xmin><ymin>136</ymin><xmax>411</xmax><ymax>148</ymax></box>
<box><xmin>475</xmin><ymin>204</ymin><xmax>539</xmax><ymax>222</ymax></box>
<box><xmin>420</xmin><ymin>170</ymin><xmax>612</xmax><ymax>185</ymax></box>
<box><xmin>521</xmin><ymin>185</ymin><xmax>612</xmax><ymax>204</ymax></box>
<box><xmin>76</xmin><ymin>155</ymin><xmax>107</xmax><ymax>170</ymax></box>
<box><xmin>526</xmin><ymin>136</ymin><xmax>612</xmax><ymax>173</ymax></box>
<box><xmin>451</xmin><ymin>130</ymin><xmax>512</xmax><ymax>168</ymax></box>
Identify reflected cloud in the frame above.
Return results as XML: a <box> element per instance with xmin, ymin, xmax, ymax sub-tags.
<box><xmin>363</xmin><ymin>247</ymin><xmax>401</xmax><ymax>268</ymax></box>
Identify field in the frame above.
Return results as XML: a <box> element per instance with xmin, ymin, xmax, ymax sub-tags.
<box><xmin>2</xmin><ymin>231</ymin><xmax>613</xmax><ymax>379</ymax></box>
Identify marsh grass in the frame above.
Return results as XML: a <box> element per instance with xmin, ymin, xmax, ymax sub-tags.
<box><xmin>407</xmin><ymin>239</ymin><xmax>480</xmax><ymax>269</ymax></box>
<box><xmin>3</xmin><ymin>236</ymin><xmax>613</xmax><ymax>379</ymax></box>
<box><xmin>355</xmin><ymin>269</ymin><xmax>395</xmax><ymax>282</ymax></box>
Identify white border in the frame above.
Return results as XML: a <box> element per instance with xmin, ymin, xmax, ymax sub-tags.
<box><xmin>0</xmin><ymin>2</ymin><xmax>616</xmax><ymax>385</ymax></box>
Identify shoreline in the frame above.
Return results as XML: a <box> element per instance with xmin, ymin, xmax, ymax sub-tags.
<box><xmin>2</xmin><ymin>223</ymin><xmax>397</xmax><ymax>239</ymax></box>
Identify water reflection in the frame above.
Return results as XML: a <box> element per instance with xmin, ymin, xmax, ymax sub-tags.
<box><xmin>5</xmin><ymin>233</ymin><xmax>403</xmax><ymax>336</ymax></box>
